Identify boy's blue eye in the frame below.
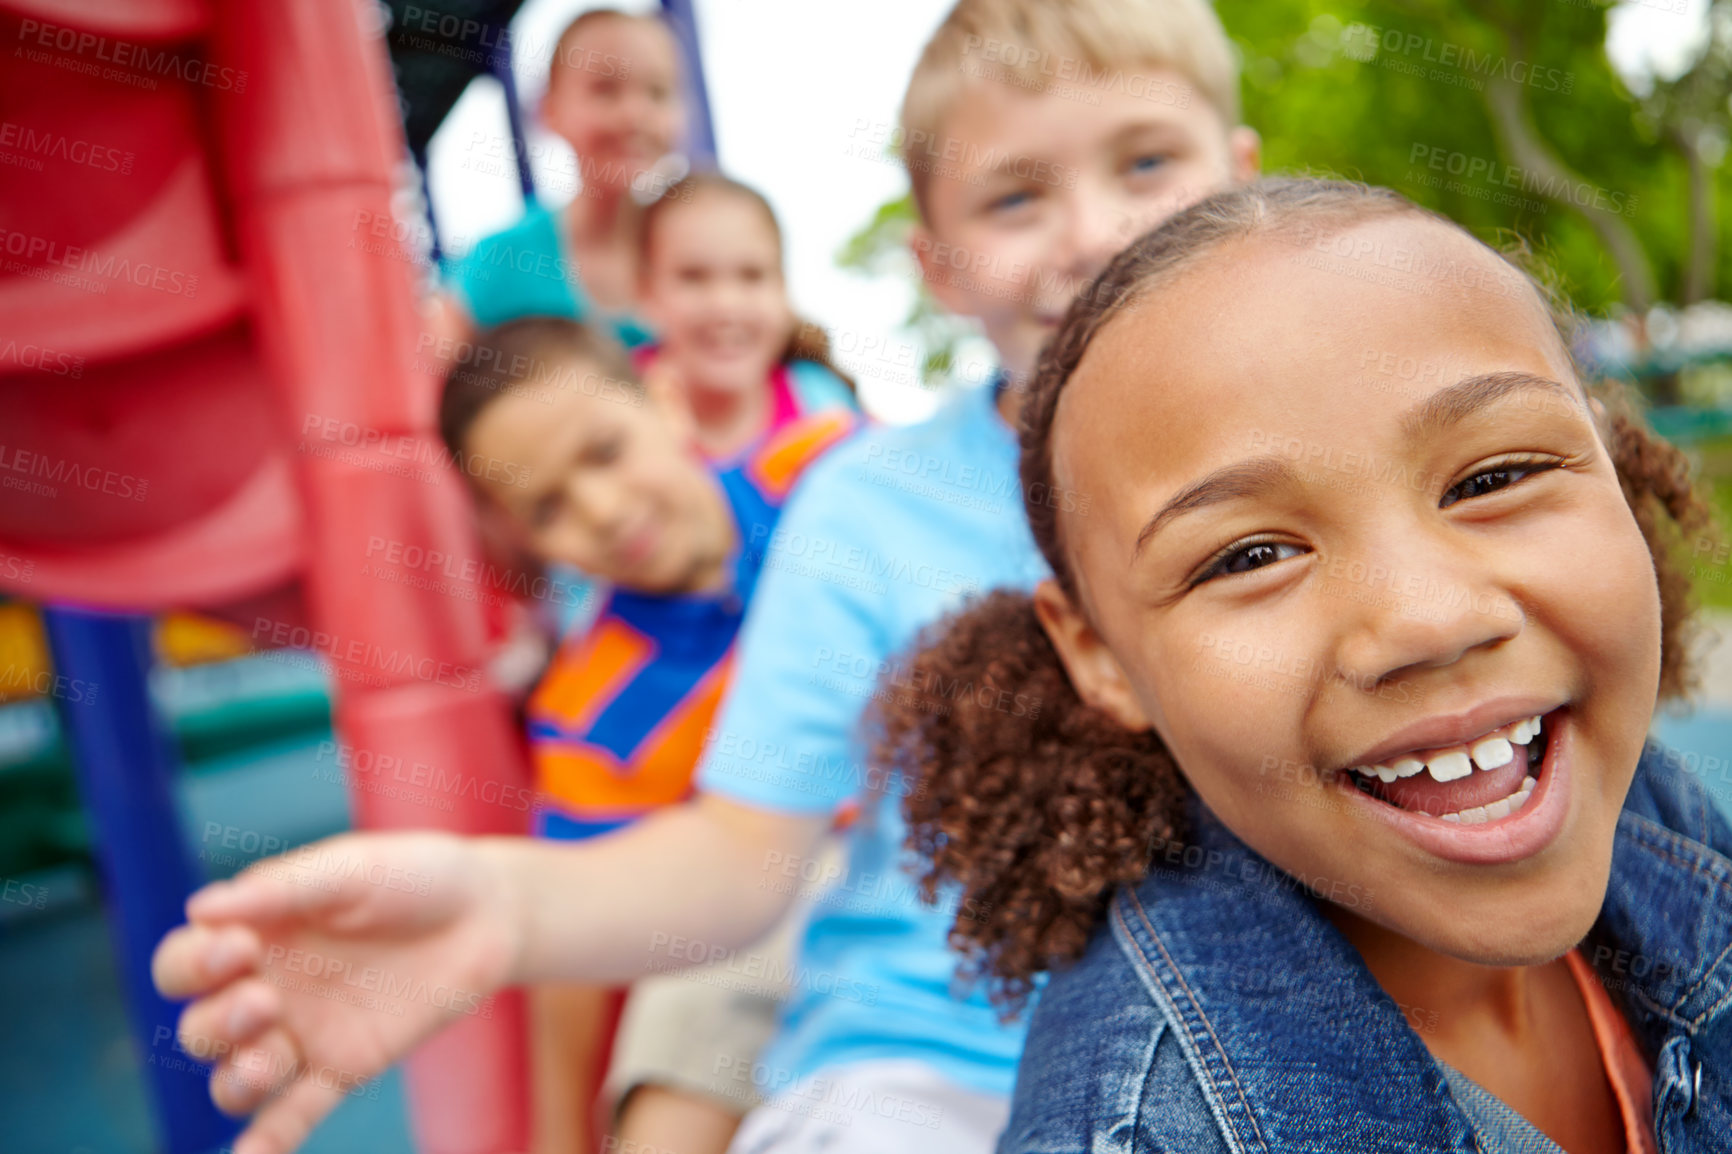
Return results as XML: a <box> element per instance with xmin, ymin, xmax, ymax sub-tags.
<box><xmin>987</xmin><ymin>189</ymin><xmax>1034</xmax><ymax>213</ymax></box>
<box><xmin>1197</xmin><ymin>539</ymin><xmax>1306</xmax><ymax>584</ymax></box>
<box><xmin>1440</xmin><ymin>458</ymin><xmax>1556</xmax><ymax>508</ymax></box>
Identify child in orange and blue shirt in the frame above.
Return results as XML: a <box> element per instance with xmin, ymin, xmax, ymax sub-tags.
<box><xmin>439</xmin><ymin>315</ymin><xmax>853</xmax><ymax>1154</ymax></box>
<box><xmin>526</xmin><ymin>411</ymin><xmax>854</xmax><ymax>839</ymax></box>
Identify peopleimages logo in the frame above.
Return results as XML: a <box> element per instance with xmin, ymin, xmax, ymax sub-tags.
<box><xmin>15</xmin><ymin>18</ymin><xmax>248</xmax><ymax>93</ymax></box>
<box><xmin>249</xmin><ymin>617</ymin><xmax>483</xmax><ymax>692</ymax></box>
<box><xmin>0</xmin><ymin>226</ymin><xmax>198</xmax><ymax>297</ymax></box>
<box><xmin>0</xmin><ymin>121</ymin><xmax>134</xmax><ymax>174</ymax></box>
<box><xmin>0</xmin><ymin>337</ymin><xmax>84</xmax><ymax>377</ymax></box>
<box><xmin>0</xmin><ymin>442</ymin><xmax>148</xmax><ymax>501</ymax></box>
<box><xmin>1343</xmin><ymin>23</ymin><xmax>1573</xmax><ymax>95</ymax></box>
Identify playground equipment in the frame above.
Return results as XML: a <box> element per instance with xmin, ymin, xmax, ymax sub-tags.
<box><xmin>0</xmin><ymin>0</ymin><xmax>721</xmax><ymax>1146</ymax></box>
<box><xmin>0</xmin><ymin>0</ymin><xmax>536</xmax><ymax>1149</ymax></box>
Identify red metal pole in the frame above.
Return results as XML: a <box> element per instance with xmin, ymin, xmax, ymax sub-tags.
<box><xmin>209</xmin><ymin>1</ymin><xmax>533</xmax><ymax>1149</ymax></box>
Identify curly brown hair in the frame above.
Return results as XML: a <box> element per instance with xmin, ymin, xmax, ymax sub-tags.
<box><xmin>870</xmin><ymin>178</ymin><xmax>1716</xmax><ymax>1016</ymax></box>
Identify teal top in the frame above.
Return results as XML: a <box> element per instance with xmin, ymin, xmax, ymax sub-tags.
<box><xmin>442</xmin><ymin>201</ymin><xmax>656</xmax><ymax>348</ymax></box>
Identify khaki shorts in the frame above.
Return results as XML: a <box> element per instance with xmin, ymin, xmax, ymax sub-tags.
<box><xmin>604</xmin><ymin>839</ymin><xmax>842</xmax><ymax>1118</ymax></box>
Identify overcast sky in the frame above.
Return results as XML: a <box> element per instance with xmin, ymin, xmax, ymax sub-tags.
<box><xmin>422</xmin><ymin>0</ymin><xmax>1714</xmax><ymax>424</ymax></box>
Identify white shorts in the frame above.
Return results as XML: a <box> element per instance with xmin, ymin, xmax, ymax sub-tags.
<box><xmin>723</xmin><ymin>1059</ymin><xmax>1010</xmax><ymax>1154</ymax></box>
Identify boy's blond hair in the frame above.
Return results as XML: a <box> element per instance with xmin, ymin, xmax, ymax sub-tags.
<box><xmin>900</xmin><ymin>0</ymin><xmax>1241</xmax><ymax>215</ymax></box>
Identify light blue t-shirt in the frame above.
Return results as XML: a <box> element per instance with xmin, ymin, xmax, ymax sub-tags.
<box><xmin>443</xmin><ymin>201</ymin><xmax>655</xmax><ymax>348</ymax></box>
<box><xmin>695</xmin><ymin>381</ymin><xmax>1049</xmax><ymax>1097</ymax></box>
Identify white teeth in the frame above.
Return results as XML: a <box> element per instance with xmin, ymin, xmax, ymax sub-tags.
<box><xmin>1469</xmin><ymin>737</ymin><xmax>1513</xmax><ymax>771</ymax></box>
<box><xmin>1425</xmin><ymin>750</ymin><xmax>1473</xmax><ymax>783</ymax></box>
<box><xmin>1355</xmin><ymin>715</ymin><xmax>1548</xmax><ymax>795</ymax></box>
<box><xmin>1510</xmin><ymin>714</ymin><xmax>1544</xmax><ymax>745</ymax></box>
<box><xmin>1437</xmin><ymin>774</ymin><xmax>1536</xmax><ymax>824</ymax></box>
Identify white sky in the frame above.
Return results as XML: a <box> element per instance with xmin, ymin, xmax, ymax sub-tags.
<box><xmin>421</xmin><ymin>0</ymin><xmax>1714</xmax><ymax>424</ymax></box>
<box><xmin>1607</xmin><ymin>0</ymin><xmax>1713</xmax><ymax>92</ymax></box>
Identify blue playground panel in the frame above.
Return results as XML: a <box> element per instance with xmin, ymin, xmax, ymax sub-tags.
<box><xmin>0</xmin><ymin>724</ymin><xmax>417</xmax><ymax>1154</ymax></box>
<box><xmin>1649</xmin><ymin>706</ymin><xmax>1732</xmax><ymax>817</ymax></box>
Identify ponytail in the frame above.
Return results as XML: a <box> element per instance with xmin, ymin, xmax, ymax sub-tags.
<box><xmin>869</xmin><ymin>589</ymin><xmax>1187</xmax><ymax>1015</ymax></box>
<box><xmin>782</xmin><ymin>316</ymin><xmax>859</xmax><ymax>398</ymax></box>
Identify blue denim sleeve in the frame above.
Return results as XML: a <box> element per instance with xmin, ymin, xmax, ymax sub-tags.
<box><xmin>996</xmin><ymin>921</ymin><xmax>1231</xmax><ymax>1154</ymax></box>
<box><xmin>694</xmin><ymin>444</ymin><xmax>888</xmax><ymax>814</ymax></box>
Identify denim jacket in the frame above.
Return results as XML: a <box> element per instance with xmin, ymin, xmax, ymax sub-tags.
<box><xmin>998</xmin><ymin>741</ymin><xmax>1732</xmax><ymax>1154</ymax></box>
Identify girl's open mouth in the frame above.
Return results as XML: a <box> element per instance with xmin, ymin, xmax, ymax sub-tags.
<box><xmin>1335</xmin><ymin>706</ymin><xmax>1572</xmax><ymax>865</ymax></box>
<box><xmin>1348</xmin><ymin>711</ymin><xmax>1549</xmax><ymax>823</ymax></box>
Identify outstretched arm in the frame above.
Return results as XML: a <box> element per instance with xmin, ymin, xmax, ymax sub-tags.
<box><xmin>153</xmin><ymin>793</ymin><xmax>827</xmax><ymax>1154</ymax></box>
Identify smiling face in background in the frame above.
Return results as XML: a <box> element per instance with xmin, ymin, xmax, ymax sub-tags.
<box><xmin>912</xmin><ymin>70</ymin><xmax>1259</xmax><ymax>384</ymax></box>
<box><xmin>1039</xmin><ymin>213</ymin><xmax>1662</xmax><ymax>964</ymax></box>
<box><xmin>542</xmin><ymin>14</ymin><xmax>686</xmax><ymax>194</ymax></box>
<box><xmin>464</xmin><ymin>358</ymin><xmax>730</xmax><ymax>595</ymax></box>
<box><xmin>641</xmin><ymin>188</ymin><xmax>793</xmax><ymax>401</ymax></box>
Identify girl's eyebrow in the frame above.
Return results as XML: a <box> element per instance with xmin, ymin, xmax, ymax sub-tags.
<box><xmin>1133</xmin><ymin>456</ymin><xmax>1295</xmax><ymax>559</ymax></box>
<box><xmin>1131</xmin><ymin>372</ymin><xmax>1576</xmax><ymax>559</ymax></box>
<box><xmin>1401</xmin><ymin>371</ymin><xmax>1576</xmax><ymax>439</ymax></box>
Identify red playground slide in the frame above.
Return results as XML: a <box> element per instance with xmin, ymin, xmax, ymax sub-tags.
<box><xmin>0</xmin><ymin>0</ymin><xmax>532</xmax><ymax>1149</ymax></box>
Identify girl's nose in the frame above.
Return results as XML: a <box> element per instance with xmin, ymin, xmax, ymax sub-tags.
<box><xmin>1329</xmin><ymin>544</ymin><xmax>1524</xmax><ymax>691</ymax></box>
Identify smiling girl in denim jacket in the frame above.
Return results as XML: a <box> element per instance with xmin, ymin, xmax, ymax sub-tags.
<box><xmin>872</xmin><ymin>178</ymin><xmax>1730</xmax><ymax>1154</ymax></box>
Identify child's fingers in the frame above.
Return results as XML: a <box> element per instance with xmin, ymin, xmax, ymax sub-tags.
<box><xmin>229</xmin><ymin>1075</ymin><xmax>346</xmax><ymax>1154</ymax></box>
<box><xmin>209</xmin><ymin>1025</ymin><xmax>301</xmax><ymax>1116</ymax></box>
<box><xmin>186</xmin><ymin>841</ymin><xmax>358</xmax><ymax>926</ymax></box>
<box><xmin>176</xmin><ymin>976</ymin><xmax>282</xmax><ymax>1066</ymax></box>
<box><xmin>153</xmin><ymin>923</ymin><xmax>262</xmax><ymax>1000</ymax></box>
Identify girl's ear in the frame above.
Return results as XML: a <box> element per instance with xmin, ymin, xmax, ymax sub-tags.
<box><xmin>1032</xmin><ymin>578</ymin><xmax>1152</xmax><ymax>732</ymax></box>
